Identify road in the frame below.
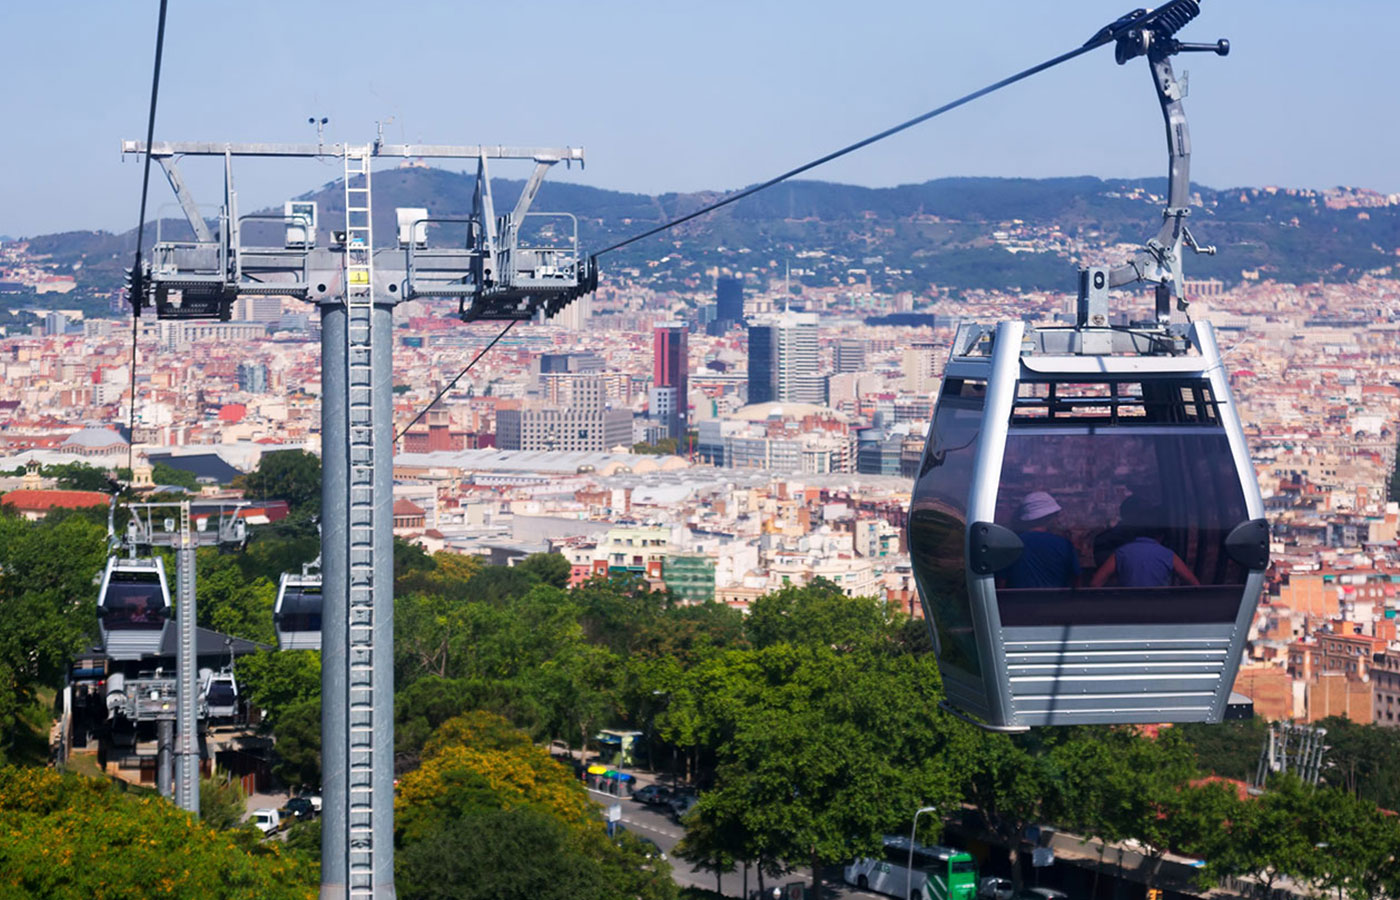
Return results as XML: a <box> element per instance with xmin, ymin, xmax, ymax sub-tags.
<box><xmin>587</xmin><ymin>786</ymin><xmax>887</xmax><ymax>900</ymax></box>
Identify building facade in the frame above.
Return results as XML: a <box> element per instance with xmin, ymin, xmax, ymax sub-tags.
<box><xmin>652</xmin><ymin>322</ymin><xmax>688</xmax><ymax>439</ymax></box>
<box><xmin>747</xmin><ymin>310</ymin><xmax>824</xmax><ymax>405</ymax></box>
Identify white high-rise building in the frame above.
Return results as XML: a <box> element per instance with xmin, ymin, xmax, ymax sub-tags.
<box><xmin>747</xmin><ymin>310</ymin><xmax>824</xmax><ymax>405</ymax></box>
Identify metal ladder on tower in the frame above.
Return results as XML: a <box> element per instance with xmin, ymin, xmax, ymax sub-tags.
<box><xmin>342</xmin><ymin>144</ymin><xmax>378</xmax><ymax>899</ymax></box>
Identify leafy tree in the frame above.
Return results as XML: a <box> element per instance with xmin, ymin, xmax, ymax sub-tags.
<box><xmin>395</xmin><ymin>713</ymin><xmax>674</xmax><ymax>900</ymax></box>
<box><xmin>399</xmin><ymin>807</ymin><xmax>612</xmax><ymax>900</ymax></box>
<box><xmin>396</xmin><ymin>676</ymin><xmax>491</xmax><ymax>766</ymax></box>
<box><xmin>457</xmin><ymin>563</ymin><xmax>537</xmax><ymax>606</ymax></box>
<box><xmin>41</xmin><ymin>461</ymin><xmax>119</xmax><ymax>492</ymax></box>
<box><xmin>0</xmin><ymin>765</ymin><xmax>316</xmax><ymax>899</ymax></box>
<box><xmin>1175</xmin><ymin>715</ymin><xmax>1271</xmax><ymax>781</ymax></box>
<box><xmin>396</xmin><ymin>590</ymin><xmax>471</xmax><ymax>681</ymax></box>
<box><xmin>573</xmin><ymin>574</ymin><xmax>670</xmax><ymax>656</ymax></box>
<box><xmin>524</xmin><ymin>642</ymin><xmax>622</xmax><ymax>759</ymax></box>
<box><xmin>1313</xmin><ymin>715</ymin><xmax>1400</xmax><ymax>809</ymax></box>
<box><xmin>1203</xmin><ymin>774</ymin><xmax>1330</xmax><ymax>896</ymax></box>
<box><xmin>236</xmin><ymin>650</ymin><xmax>320</xmax><ymax>724</ymax></box>
<box><xmin>393</xmin><ymin>537</ymin><xmax>435</xmax><ymax>584</ymax></box>
<box><xmin>515</xmin><ymin>552</ymin><xmax>571</xmax><ymax>589</ymax></box>
<box><xmin>0</xmin><ymin>510</ymin><xmax>107</xmax><ymax>761</ymax></box>
<box><xmin>237</xmin><ymin>531</ymin><xmax>320</xmax><ymax>586</ymax></box>
<box><xmin>236</xmin><ymin>450</ymin><xmax>321</xmax><ymax>518</ymax></box>
<box><xmin>236</xmin><ymin>650</ymin><xmax>322</xmax><ymax>787</ymax></box>
<box><xmin>631</xmin><ymin>438</ymin><xmax>678</xmax><ymax>456</ymax></box>
<box><xmin>745</xmin><ymin>579</ymin><xmax>898</xmax><ymax>652</ymax></box>
<box><xmin>1095</xmin><ymin>728</ymin><xmax>1201</xmax><ymax>890</ymax></box>
<box><xmin>151</xmin><ymin>461</ymin><xmax>200</xmax><ymax>491</ymax></box>
<box><xmin>395</xmin><ymin>550</ymin><xmax>481</xmax><ymax>602</ymax></box>
<box><xmin>270</xmin><ymin>696</ymin><xmax>322</xmax><ymax>788</ymax></box>
<box><xmin>201</xmin><ymin>774</ymin><xmax>249</xmax><ymax>830</ymax></box>
<box><xmin>963</xmin><ymin>732</ymin><xmax>1060</xmax><ymax>895</ymax></box>
<box><xmin>677</xmin><ymin>647</ymin><xmax>965</xmax><ymax>900</ymax></box>
<box><xmin>1312</xmin><ymin>784</ymin><xmax>1400</xmax><ymax>900</ymax></box>
<box><xmin>197</xmin><ymin>552</ymin><xmax>277</xmax><ymax>644</ymax></box>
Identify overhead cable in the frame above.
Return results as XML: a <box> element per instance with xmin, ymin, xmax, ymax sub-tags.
<box><xmin>394</xmin><ymin>319</ymin><xmax>518</xmax><ymax>442</ymax></box>
<box><xmin>592</xmin><ymin>39</ymin><xmax>1107</xmax><ymax>259</ymax></box>
<box><xmin>126</xmin><ymin>0</ymin><xmax>170</xmax><ymax>479</ymax></box>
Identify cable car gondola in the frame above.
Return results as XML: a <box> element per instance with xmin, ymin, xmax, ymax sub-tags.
<box><xmin>274</xmin><ymin>562</ymin><xmax>322</xmax><ymax>651</ymax></box>
<box><xmin>908</xmin><ymin>2</ymin><xmax>1266</xmax><ymax>730</ymax></box>
<box><xmin>200</xmin><ymin>667</ymin><xmax>239</xmax><ymax>721</ymax></box>
<box><xmin>97</xmin><ymin>556</ymin><xmax>172</xmax><ymax>661</ymax></box>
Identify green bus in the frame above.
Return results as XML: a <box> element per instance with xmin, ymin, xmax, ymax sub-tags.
<box><xmin>843</xmin><ymin>835</ymin><xmax>977</xmax><ymax>900</ymax></box>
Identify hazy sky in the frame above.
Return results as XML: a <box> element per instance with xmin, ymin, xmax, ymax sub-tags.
<box><xmin>1</xmin><ymin>1</ymin><xmax>1394</xmax><ymax>238</ymax></box>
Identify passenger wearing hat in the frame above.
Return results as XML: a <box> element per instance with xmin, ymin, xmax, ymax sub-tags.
<box><xmin>999</xmin><ymin>491</ymin><xmax>1082</xmax><ymax>589</ymax></box>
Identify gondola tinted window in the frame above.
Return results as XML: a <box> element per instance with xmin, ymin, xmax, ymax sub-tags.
<box><xmin>992</xmin><ymin>380</ymin><xmax>1249</xmax><ymax>627</ymax></box>
<box><xmin>277</xmin><ymin>587</ymin><xmax>323</xmax><ymax>633</ymax></box>
<box><xmin>102</xmin><ymin>573</ymin><xmax>167</xmax><ymax>630</ymax></box>
<box><xmin>207</xmin><ymin>681</ymin><xmax>237</xmax><ymax>706</ymax></box>
<box><xmin>910</xmin><ymin>378</ymin><xmax>985</xmax><ymax>677</ymax></box>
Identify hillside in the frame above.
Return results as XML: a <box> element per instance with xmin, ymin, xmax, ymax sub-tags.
<box><xmin>10</xmin><ymin>169</ymin><xmax>1400</xmax><ymax>305</ymax></box>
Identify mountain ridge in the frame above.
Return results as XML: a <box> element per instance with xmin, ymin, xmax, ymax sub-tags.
<box><xmin>11</xmin><ymin>169</ymin><xmax>1399</xmax><ymax>301</ymax></box>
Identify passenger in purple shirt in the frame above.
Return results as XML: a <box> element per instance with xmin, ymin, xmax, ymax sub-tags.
<box><xmin>1001</xmin><ymin>491</ymin><xmax>1082</xmax><ymax>589</ymax></box>
<box><xmin>1089</xmin><ymin>503</ymin><xmax>1199</xmax><ymax>588</ymax></box>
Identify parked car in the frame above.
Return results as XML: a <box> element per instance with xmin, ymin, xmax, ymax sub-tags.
<box><xmin>632</xmin><ymin>784</ymin><xmax>677</xmax><ymax>807</ymax></box>
<box><xmin>281</xmin><ymin>796</ymin><xmax>317</xmax><ymax>820</ymax></box>
<box><xmin>978</xmin><ymin>877</ymin><xmax>1014</xmax><ymax>900</ymax></box>
<box><xmin>251</xmin><ymin>808</ymin><xmax>281</xmax><ymax>837</ymax></box>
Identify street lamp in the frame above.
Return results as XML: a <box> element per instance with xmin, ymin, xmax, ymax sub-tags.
<box><xmin>909</xmin><ymin>805</ymin><xmax>938</xmax><ymax>900</ymax></box>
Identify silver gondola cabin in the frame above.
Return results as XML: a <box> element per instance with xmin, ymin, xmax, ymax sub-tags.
<box><xmin>274</xmin><ymin>563</ymin><xmax>323</xmax><ymax>651</ymax></box>
<box><xmin>908</xmin><ymin>2</ymin><xmax>1266</xmax><ymax>729</ymax></box>
<box><xmin>97</xmin><ymin>556</ymin><xmax>172</xmax><ymax>660</ymax></box>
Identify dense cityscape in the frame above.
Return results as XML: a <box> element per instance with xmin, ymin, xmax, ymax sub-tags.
<box><xmin>4</xmin><ymin>2</ymin><xmax>1400</xmax><ymax>897</ymax></box>
<box><xmin>3</xmin><ymin>185</ymin><xmax>1400</xmax><ymax>897</ymax></box>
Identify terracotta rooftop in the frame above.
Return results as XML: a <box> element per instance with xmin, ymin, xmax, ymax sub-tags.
<box><xmin>1</xmin><ymin>489</ymin><xmax>110</xmax><ymax>511</ymax></box>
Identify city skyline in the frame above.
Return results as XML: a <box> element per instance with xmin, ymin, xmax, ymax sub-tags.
<box><xmin>1</xmin><ymin>1</ymin><xmax>1396</xmax><ymax>237</ymax></box>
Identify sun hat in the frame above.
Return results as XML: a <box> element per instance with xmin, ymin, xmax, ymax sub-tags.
<box><xmin>1018</xmin><ymin>491</ymin><xmax>1062</xmax><ymax>523</ymax></box>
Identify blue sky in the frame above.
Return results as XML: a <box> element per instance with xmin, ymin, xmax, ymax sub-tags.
<box><xmin>0</xmin><ymin>1</ymin><xmax>1394</xmax><ymax>237</ymax></box>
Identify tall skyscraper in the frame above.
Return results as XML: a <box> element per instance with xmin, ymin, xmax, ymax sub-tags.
<box><xmin>711</xmin><ymin>276</ymin><xmax>744</xmax><ymax>335</ymax></box>
<box><xmin>652</xmin><ymin>322</ymin><xmax>689</xmax><ymax>439</ymax></box>
<box><xmin>747</xmin><ymin>310</ymin><xmax>825</xmax><ymax>406</ymax></box>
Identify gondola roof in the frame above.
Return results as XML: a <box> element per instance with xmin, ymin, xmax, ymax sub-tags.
<box><xmin>91</xmin><ymin>626</ymin><xmax>270</xmax><ymax>662</ymax></box>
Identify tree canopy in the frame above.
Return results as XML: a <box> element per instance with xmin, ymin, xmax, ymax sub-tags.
<box><xmin>235</xmin><ymin>450</ymin><xmax>321</xmax><ymax>519</ymax></box>
<box><xmin>0</xmin><ymin>766</ymin><xmax>316</xmax><ymax>899</ymax></box>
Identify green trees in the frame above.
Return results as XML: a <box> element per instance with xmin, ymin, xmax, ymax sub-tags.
<box><xmin>200</xmin><ymin>775</ymin><xmax>249</xmax><ymax>830</ymax></box>
<box><xmin>237</xmin><ymin>650</ymin><xmax>322</xmax><ymax>787</ymax></box>
<box><xmin>0</xmin><ymin>509</ymin><xmax>108</xmax><ymax>762</ymax></box>
<box><xmin>394</xmin><ymin>713</ymin><xmax>675</xmax><ymax>900</ymax></box>
<box><xmin>152</xmin><ymin>461</ymin><xmax>200</xmax><ymax>492</ymax></box>
<box><xmin>39</xmin><ymin>461</ymin><xmax>119</xmax><ymax>492</ymax></box>
<box><xmin>236</xmin><ymin>450</ymin><xmax>322</xmax><ymax>518</ymax></box>
<box><xmin>0</xmin><ymin>765</ymin><xmax>316</xmax><ymax>899</ymax></box>
<box><xmin>679</xmin><ymin>648</ymin><xmax>963</xmax><ymax>900</ymax></box>
<box><xmin>1188</xmin><ymin>773</ymin><xmax>1400</xmax><ymax>900</ymax></box>
<box><xmin>196</xmin><ymin>551</ymin><xmax>278</xmax><ymax>645</ymax></box>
